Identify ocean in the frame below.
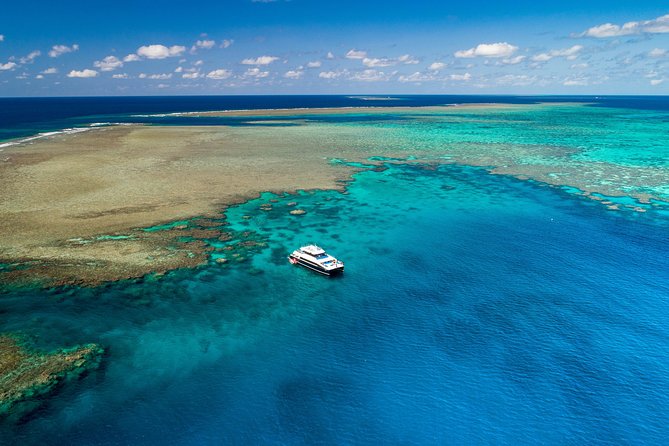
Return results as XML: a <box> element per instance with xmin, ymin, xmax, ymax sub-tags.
<box><xmin>1</xmin><ymin>96</ymin><xmax>669</xmax><ymax>445</ymax></box>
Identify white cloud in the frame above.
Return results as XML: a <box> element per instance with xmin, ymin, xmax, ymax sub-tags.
<box><xmin>284</xmin><ymin>70</ymin><xmax>303</xmax><ymax>79</ymax></box>
<box><xmin>137</xmin><ymin>44</ymin><xmax>186</xmax><ymax>59</ymax></box>
<box><xmin>651</xmin><ymin>79</ymin><xmax>665</xmax><ymax>86</ymax></box>
<box><xmin>41</xmin><ymin>67</ymin><xmax>58</xmax><ymax>74</ymax></box>
<box><xmin>241</xmin><ymin>55</ymin><xmax>279</xmax><ymax>65</ymax></box>
<box><xmin>570</xmin><ymin>63</ymin><xmax>589</xmax><ymax>69</ymax></box>
<box><xmin>496</xmin><ymin>74</ymin><xmax>536</xmax><ymax>86</ymax></box>
<box><xmin>182</xmin><ymin>72</ymin><xmax>202</xmax><ymax>79</ymax></box>
<box><xmin>326</xmin><ymin>51</ymin><xmax>335</xmax><ymax>60</ymax></box>
<box><xmin>94</xmin><ymin>55</ymin><xmax>123</xmax><ymax>71</ymax></box>
<box><xmin>501</xmin><ymin>55</ymin><xmax>526</xmax><ymax>65</ymax></box>
<box><xmin>139</xmin><ymin>73</ymin><xmax>172</xmax><ymax>80</ymax></box>
<box><xmin>206</xmin><ymin>69</ymin><xmax>232</xmax><ymax>79</ymax></box>
<box><xmin>428</xmin><ymin>62</ymin><xmax>446</xmax><ymax>71</ymax></box>
<box><xmin>194</xmin><ymin>60</ymin><xmax>204</xmax><ymax>66</ymax></box>
<box><xmin>345</xmin><ymin>49</ymin><xmax>367</xmax><ymax>59</ymax></box>
<box><xmin>449</xmin><ymin>72</ymin><xmax>472</xmax><ymax>81</ymax></box>
<box><xmin>350</xmin><ymin>69</ymin><xmax>393</xmax><ymax>82</ymax></box>
<box><xmin>581</xmin><ymin>14</ymin><xmax>669</xmax><ymax>38</ymax></box>
<box><xmin>67</xmin><ymin>69</ymin><xmax>98</xmax><ymax>78</ymax></box>
<box><xmin>306</xmin><ymin>61</ymin><xmax>322</xmax><ymax>68</ymax></box>
<box><xmin>361</xmin><ymin>54</ymin><xmax>419</xmax><ymax>68</ymax></box>
<box><xmin>398</xmin><ymin>71</ymin><xmax>438</xmax><ymax>83</ymax></box>
<box><xmin>563</xmin><ymin>78</ymin><xmax>588</xmax><ymax>86</ymax></box>
<box><xmin>398</xmin><ymin>54</ymin><xmax>419</xmax><ymax>64</ymax></box>
<box><xmin>112</xmin><ymin>73</ymin><xmax>129</xmax><ymax>79</ymax></box>
<box><xmin>195</xmin><ymin>39</ymin><xmax>215</xmax><ymax>49</ymax></box>
<box><xmin>19</xmin><ymin>50</ymin><xmax>41</xmax><ymax>64</ymax></box>
<box><xmin>362</xmin><ymin>57</ymin><xmax>395</xmax><ymax>68</ymax></box>
<box><xmin>0</xmin><ymin>62</ymin><xmax>17</xmax><ymax>71</ymax></box>
<box><xmin>532</xmin><ymin>45</ymin><xmax>583</xmax><ymax>62</ymax></box>
<box><xmin>49</xmin><ymin>44</ymin><xmax>79</xmax><ymax>58</ymax></box>
<box><xmin>35</xmin><ymin>74</ymin><xmax>44</xmax><ymax>79</ymax></box>
<box><xmin>455</xmin><ymin>42</ymin><xmax>518</xmax><ymax>58</ymax></box>
<box><xmin>649</xmin><ymin>48</ymin><xmax>667</xmax><ymax>58</ymax></box>
<box><xmin>123</xmin><ymin>54</ymin><xmax>141</xmax><ymax>62</ymax></box>
<box><xmin>319</xmin><ymin>70</ymin><xmax>345</xmax><ymax>79</ymax></box>
<box><xmin>220</xmin><ymin>39</ymin><xmax>234</xmax><ymax>49</ymax></box>
<box><xmin>0</xmin><ymin>35</ymin><xmax>4</xmax><ymax>42</ymax></box>
<box><xmin>244</xmin><ymin>67</ymin><xmax>269</xmax><ymax>78</ymax></box>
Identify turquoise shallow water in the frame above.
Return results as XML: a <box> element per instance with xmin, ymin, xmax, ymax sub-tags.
<box><xmin>2</xmin><ymin>163</ymin><xmax>669</xmax><ymax>444</ymax></box>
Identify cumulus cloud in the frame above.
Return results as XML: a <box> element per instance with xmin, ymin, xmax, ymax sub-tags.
<box><xmin>496</xmin><ymin>74</ymin><xmax>537</xmax><ymax>86</ymax></box>
<box><xmin>195</xmin><ymin>39</ymin><xmax>215</xmax><ymax>49</ymax></box>
<box><xmin>35</xmin><ymin>74</ymin><xmax>44</xmax><ymax>79</ymax></box>
<box><xmin>428</xmin><ymin>62</ymin><xmax>446</xmax><ymax>71</ymax></box>
<box><xmin>306</xmin><ymin>61</ymin><xmax>322</xmax><ymax>68</ymax></box>
<box><xmin>326</xmin><ymin>51</ymin><xmax>335</xmax><ymax>60</ymax></box>
<box><xmin>532</xmin><ymin>45</ymin><xmax>583</xmax><ymax>62</ymax></box>
<box><xmin>455</xmin><ymin>42</ymin><xmax>518</xmax><ymax>58</ymax></box>
<box><xmin>345</xmin><ymin>49</ymin><xmax>367</xmax><ymax>59</ymax></box>
<box><xmin>581</xmin><ymin>14</ymin><xmax>669</xmax><ymax>38</ymax></box>
<box><xmin>398</xmin><ymin>71</ymin><xmax>438</xmax><ymax>83</ymax></box>
<box><xmin>112</xmin><ymin>73</ymin><xmax>129</xmax><ymax>79</ymax></box>
<box><xmin>651</xmin><ymin>79</ymin><xmax>665</xmax><ymax>86</ymax></box>
<box><xmin>41</xmin><ymin>67</ymin><xmax>58</xmax><ymax>74</ymax></box>
<box><xmin>19</xmin><ymin>50</ymin><xmax>41</xmax><ymax>64</ymax></box>
<box><xmin>182</xmin><ymin>72</ymin><xmax>202</xmax><ymax>79</ymax></box>
<box><xmin>139</xmin><ymin>73</ymin><xmax>172</xmax><ymax>80</ymax></box>
<box><xmin>241</xmin><ymin>55</ymin><xmax>279</xmax><ymax>65</ymax></box>
<box><xmin>350</xmin><ymin>69</ymin><xmax>393</xmax><ymax>82</ymax></box>
<box><xmin>449</xmin><ymin>73</ymin><xmax>472</xmax><ymax>81</ymax></box>
<box><xmin>67</xmin><ymin>69</ymin><xmax>98</xmax><ymax>78</ymax></box>
<box><xmin>284</xmin><ymin>70</ymin><xmax>303</xmax><ymax>79</ymax></box>
<box><xmin>398</xmin><ymin>54</ymin><xmax>419</xmax><ymax>64</ymax></box>
<box><xmin>0</xmin><ymin>35</ymin><xmax>4</xmax><ymax>42</ymax></box>
<box><xmin>244</xmin><ymin>67</ymin><xmax>269</xmax><ymax>78</ymax></box>
<box><xmin>500</xmin><ymin>55</ymin><xmax>526</xmax><ymax>65</ymax></box>
<box><xmin>94</xmin><ymin>55</ymin><xmax>123</xmax><ymax>71</ymax></box>
<box><xmin>0</xmin><ymin>61</ymin><xmax>17</xmax><ymax>71</ymax></box>
<box><xmin>563</xmin><ymin>78</ymin><xmax>588</xmax><ymax>86</ymax></box>
<box><xmin>206</xmin><ymin>69</ymin><xmax>232</xmax><ymax>79</ymax></box>
<box><xmin>220</xmin><ymin>39</ymin><xmax>234</xmax><ymax>48</ymax></box>
<box><xmin>362</xmin><ymin>57</ymin><xmax>395</xmax><ymax>67</ymax></box>
<box><xmin>319</xmin><ymin>70</ymin><xmax>345</xmax><ymax>79</ymax></box>
<box><xmin>123</xmin><ymin>54</ymin><xmax>141</xmax><ymax>62</ymax></box>
<box><xmin>649</xmin><ymin>48</ymin><xmax>667</xmax><ymax>58</ymax></box>
<box><xmin>49</xmin><ymin>44</ymin><xmax>79</xmax><ymax>58</ymax></box>
<box><xmin>137</xmin><ymin>44</ymin><xmax>186</xmax><ymax>59</ymax></box>
<box><xmin>362</xmin><ymin>54</ymin><xmax>418</xmax><ymax>68</ymax></box>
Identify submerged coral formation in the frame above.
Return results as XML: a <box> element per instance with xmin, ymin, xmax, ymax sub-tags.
<box><xmin>0</xmin><ymin>335</ymin><xmax>103</xmax><ymax>416</ymax></box>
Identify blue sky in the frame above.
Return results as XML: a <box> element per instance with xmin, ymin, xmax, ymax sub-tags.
<box><xmin>1</xmin><ymin>1</ymin><xmax>669</xmax><ymax>96</ymax></box>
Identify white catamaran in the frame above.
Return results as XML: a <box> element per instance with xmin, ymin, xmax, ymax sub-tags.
<box><xmin>288</xmin><ymin>245</ymin><xmax>344</xmax><ymax>276</ymax></box>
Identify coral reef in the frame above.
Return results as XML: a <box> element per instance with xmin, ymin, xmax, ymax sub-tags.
<box><xmin>0</xmin><ymin>335</ymin><xmax>104</xmax><ymax>416</ymax></box>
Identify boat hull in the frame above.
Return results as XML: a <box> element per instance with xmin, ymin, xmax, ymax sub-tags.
<box><xmin>288</xmin><ymin>255</ymin><xmax>344</xmax><ymax>276</ymax></box>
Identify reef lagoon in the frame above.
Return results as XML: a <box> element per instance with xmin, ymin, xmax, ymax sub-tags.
<box><xmin>1</xmin><ymin>96</ymin><xmax>669</xmax><ymax>444</ymax></box>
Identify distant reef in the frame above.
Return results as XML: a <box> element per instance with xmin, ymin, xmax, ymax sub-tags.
<box><xmin>0</xmin><ymin>335</ymin><xmax>104</xmax><ymax>417</ymax></box>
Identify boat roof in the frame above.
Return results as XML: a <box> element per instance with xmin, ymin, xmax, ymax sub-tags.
<box><xmin>300</xmin><ymin>245</ymin><xmax>326</xmax><ymax>255</ymax></box>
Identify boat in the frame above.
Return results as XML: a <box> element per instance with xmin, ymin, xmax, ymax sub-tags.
<box><xmin>288</xmin><ymin>245</ymin><xmax>344</xmax><ymax>276</ymax></box>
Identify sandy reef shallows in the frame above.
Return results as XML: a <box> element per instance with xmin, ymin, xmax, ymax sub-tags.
<box><xmin>0</xmin><ymin>124</ymin><xmax>367</xmax><ymax>286</ymax></box>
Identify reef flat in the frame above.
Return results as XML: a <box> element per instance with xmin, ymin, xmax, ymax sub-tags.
<box><xmin>1</xmin><ymin>103</ymin><xmax>667</xmax><ymax>287</ymax></box>
<box><xmin>0</xmin><ymin>335</ymin><xmax>103</xmax><ymax>416</ymax></box>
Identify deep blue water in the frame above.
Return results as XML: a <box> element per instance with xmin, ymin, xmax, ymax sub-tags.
<box><xmin>1</xmin><ymin>97</ymin><xmax>669</xmax><ymax>444</ymax></box>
